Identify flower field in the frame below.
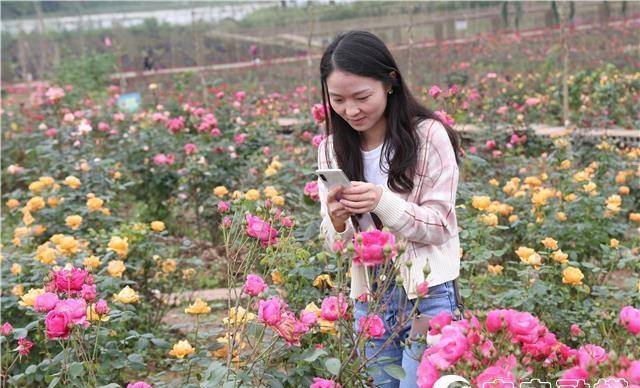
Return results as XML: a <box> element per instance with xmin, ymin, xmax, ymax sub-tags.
<box><xmin>1</xmin><ymin>19</ymin><xmax>639</xmax><ymax>388</ymax></box>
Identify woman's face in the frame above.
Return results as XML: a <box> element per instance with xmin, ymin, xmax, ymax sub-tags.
<box><xmin>326</xmin><ymin>69</ymin><xmax>389</xmax><ymax>134</ymax></box>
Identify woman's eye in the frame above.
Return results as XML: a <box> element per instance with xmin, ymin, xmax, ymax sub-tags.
<box><xmin>357</xmin><ymin>96</ymin><xmax>369</xmax><ymax>101</ymax></box>
<box><xmin>333</xmin><ymin>99</ymin><xmax>343</xmax><ymax>104</ymax></box>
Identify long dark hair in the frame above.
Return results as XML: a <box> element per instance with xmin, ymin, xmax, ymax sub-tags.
<box><xmin>320</xmin><ymin>30</ymin><xmax>461</xmax><ymax>194</ymax></box>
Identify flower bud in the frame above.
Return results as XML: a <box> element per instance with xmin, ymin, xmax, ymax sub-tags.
<box><xmin>423</xmin><ymin>262</ymin><xmax>431</xmax><ymax>276</ymax></box>
<box><xmin>347</xmin><ymin>243</ymin><xmax>355</xmax><ymax>254</ymax></box>
<box><xmin>395</xmin><ymin>275</ymin><xmax>404</xmax><ymax>286</ymax></box>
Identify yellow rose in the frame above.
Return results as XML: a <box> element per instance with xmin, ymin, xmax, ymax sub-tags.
<box><xmin>87</xmin><ymin>197</ymin><xmax>104</xmax><ymax>212</ymax></box>
<box><xmin>524</xmin><ymin>176</ymin><xmax>542</xmax><ymax>187</ymax></box>
<box><xmin>610</xmin><ymin>239</ymin><xmax>619</xmax><ymax>249</ymax></box>
<box><xmin>168</xmin><ymin>340</ymin><xmax>195</xmax><ymax>359</ymax></box>
<box><xmin>572</xmin><ymin>171</ymin><xmax>590</xmax><ymax>182</ymax></box>
<box><xmin>19</xmin><ymin>288</ymin><xmax>45</xmax><ymax>307</ymax></box>
<box><xmin>6</xmin><ymin>199</ymin><xmax>20</xmax><ymax>209</ymax></box>
<box><xmin>22</xmin><ymin>209</ymin><xmax>35</xmax><ymax>225</ymax></box>
<box><xmin>618</xmin><ymin>186</ymin><xmax>630</xmax><ymax>195</ymax></box>
<box><xmin>531</xmin><ymin>188</ymin><xmax>554</xmax><ymax>206</ymax></box>
<box><xmin>272</xmin><ymin>195</ymin><xmax>285</xmax><ymax>206</ymax></box>
<box><xmin>480</xmin><ymin>213</ymin><xmax>498</xmax><ymax>227</ymax></box>
<box><xmin>560</xmin><ymin>160</ymin><xmax>571</xmax><ymax>169</ymax></box>
<box><xmin>11</xmin><ymin>263</ymin><xmax>22</xmax><ymax>276</ymax></box>
<box><xmin>264</xmin><ymin>167</ymin><xmax>277</xmax><ymax>177</ymax></box>
<box><xmin>263</xmin><ymin>186</ymin><xmax>278</xmax><ymax>198</ymax></box>
<box><xmin>14</xmin><ymin>226</ymin><xmax>29</xmax><ymax>240</ymax></box>
<box><xmin>162</xmin><ymin>259</ymin><xmax>177</xmax><ymax>273</ymax></box>
<box><xmin>471</xmin><ymin>195</ymin><xmax>491</xmax><ymax>211</ymax></box>
<box><xmin>556</xmin><ymin>212</ymin><xmax>567</xmax><ymax>222</ymax></box>
<box><xmin>28</xmin><ymin>181</ymin><xmax>46</xmax><ymax>193</ymax></box>
<box><xmin>615</xmin><ymin>171</ymin><xmax>628</xmax><ymax>184</ymax></box>
<box><xmin>11</xmin><ymin>284</ymin><xmax>25</xmax><ymax>297</ymax></box>
<box><xmin>32</xmin><ymin>224</ymin><xmax>46</xmax><ymax>236</ymax></box>
<box><xmin>39</xmin><ymin>176</ymin><xmax>54</xmax><ymax>186</ymax></box>
<box><xmin>541</xmin><ymin>237</ymin><xmax>558</xmax><ymax>250</ymax></box>
<box><xmin>113</xmin><ymin>286</ymin><xmax>139</xmax><ymax>303</ymax></box>
<box><xmin>515</xmin><ymin>246</ymin><xmax>535</xmax><ymax>261</ymax></box>
<box><xmin>36</xmin><ymin>243</ymin><xmax>57</xmax><ymax>265</ymax></box>
<box><xmin>47</xmin><ymin>197</ymin><xmax>60</xmax><ymax>208</ymax></box>
<box><xmin>487</xmin><ymin>264</ymin><xmax>503</xmax><ymax>275</ymax></box>
<box><xmin>630</xmin><ymin>213</ymin><xmax>640</xmax><ymax>223</ymax></box>
<box><xmin>63</xmin><ymin>176</ymin><xmax>81</xmax><ymax>189</ymax></box>
<box><xmin>508</xmin><ymin>215</ymin><xmax>518</xmax><ymax>223</ymax></box>
<box><xmin>582</xmin><ymin>181</ymin><xmax>597</xmax><ymax>193</ymax></box>
<box><xmin>26</xmin><ymin>196</ymin><xmax>45</xmax><ymax>212</ymax></box>
<box><xmin>271</xmin><ymin>270</ymin><xmax>283</xmax><ymax>285</ymax></box>
<box><xmin>269</xmin><ymin>159</ymin><xmax>282</xmax><ymax>170</ymax></box>
<box><xmin>605</xmin><ymin>195</ymin><xmax>622</xmax><ymax>212</ymax></box>
<box><xmin>552</xmin><ymin>249</ymin><xmax>569</xmax><ymax>264</ymax></box>
<box><xmin>65</xmin><ymin>215</ymin><xmax>83</xmax><ymax>230</ymax></box>
<box><xmin>150</xmin><ymin>221</ymin><xmax>166</xmax><ymax>232</ymax></box>
<box><xmin>185</xmin><ymin>298</ymin><xmax>211</xmax><ymax>315</ymax></box>
<box><xmin>107</xmin><ymin>236</ymin><xmax>128</xmax><ymax>258</ymax></box>
<box><xmin>83</xmin><ymin>255</ymin><xmax>101</xmax><ymax>269</ymax></box>
<box><xmin>213</xmin><ymin>186</ymin><xmax>229</xmax><ymax>197</ymax></box>
<box><xmin>101</xmin><ymin>208</ymin><xmax>111</xmax><ymax>216</ymax></box>
<box><xmin>231</xmin><ymin>190</ymin><xmax>242</xmax><ymax>200</ymax></box>
<box><xmin>182</xmin><ymin>268</ymin><xmax>196</xmax><ymax>280</ymax></box>
<box><xmin>562</xmin><ymin>267</ymin><xmax>584</xmax><ymax>286</ymax></box>
<box><xmin>245</xmin><ymin>189</ymin><xmax>260</xmax><ymax>201</ymax></box>
<box><xmin>488</xmin><ymin>179</ymin><xmax>500</xmax><ymax>187</ymax></box>
<box><xmin>223</xmin><ymin>306</ymin><xmax>256</xmax><ymax>326</ymax></box>
<box><xmin>313</xmin><ymin>274</ymin><xmax>334</xmax><ymax>289</ymax></box>
<box><xmin>113</xmin><ymin>171</ymin><xmax>122</xmax><ymax>180</ymax></box>
<box><xmin>50</xmin><ymin>234</ymin><xmax>65</xmax><ymax>245</ymax></box>
<box><xmin>57</xmin><ymin>236</ymin><xmax>80</xmax><ymax>256</ymax></box>
<box><xmin>107</xmin><ymin>260</ymin><xmax>126</xmax><ymax>278</ymax></box>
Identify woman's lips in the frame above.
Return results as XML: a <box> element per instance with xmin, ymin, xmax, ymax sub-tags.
<box><xmin>350</xmin><ymin>117</ymin><xmax>366</xmax><ymax>125</ymax></box>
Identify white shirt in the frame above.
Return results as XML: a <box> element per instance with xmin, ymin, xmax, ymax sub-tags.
<box><xmin>358</xmin><ymin>144</ymin><xmax>388</xmax><ymax>231</ymax></box>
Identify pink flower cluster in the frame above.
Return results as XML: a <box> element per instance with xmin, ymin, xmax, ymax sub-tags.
<box><xmin>416</xmin><ymin>307</ymin><xmax>640</xmax><ymax>388</ymax></box>
<box><xmin>304</xmin><ymin>181</ymin><xmax>319</xmax><ymax>201</ymax></box>
<box><xmin>310</xmin><ymin>377</ymin><xmax>341</xmax><ymax>388</ymax></box>
<box><xmin>34</xmin><ymin>267</ymin><xmax>110</xmax><ymax>340</ymax></box>
<box><xmin>353</xmin><ymin>230</ymin><xmax>396</xmax><ymax>267</ymax></box>
<box><xmin>320</xmin><ymin>294</ymin><xmax>348</xmax><ymax>321</ymax></box>
<box><xmin>198</xmin><ymin>113</ymin><xmax>218</xmax><ymax>133</ymax></box>
<box><xmin>357</xmin><ymin>314</ymin><xmax>385</xmax><ymax>339</ymax></box>
<box><xmin>166</xmin><ymin>116</ymin><xmax>185</xmax><ymax>134</ymax></box>
<box><xmin>153</xmin><ymin>153</ymin><xmax>175</xmax><ymax>166</ymax></box>
<box><xmin>245</xmin><ymin>214</ymin><xmax>279</xmax><ymax>247</ymax></box>
<box><xmin>243</xmin><ymin>274</ymin><xmax>268</xmax><ymax>296</ymax></box>
<box><xmin>311</xmin><ymin>103</ymin><xmax>327</xmax><ymax>124</ymax></box>
<box><xmin>257</xmin><ymin>296</ymin><xmax>314</xmax><ymax>346</ymax></box>
<box><xmin>434</xmin><ymin>110</ymin><xmax>455</xmax><ymax>127</ymax></box>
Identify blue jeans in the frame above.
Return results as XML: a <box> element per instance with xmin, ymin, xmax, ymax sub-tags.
<box><xmin>353</xmin><ymin>280</ymin><xmax>462</xmax><ymax>388</ymax></box>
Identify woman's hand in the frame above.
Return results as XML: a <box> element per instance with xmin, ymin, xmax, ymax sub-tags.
<box><xmin>327</xmin><ymin>186</ymin><xmax>352</xmax><ymax>232</ymax></box>
<box><xmin>339</xmin><ymin>181</ymin><xmax>383</xmax><ymax>214</ymax></box>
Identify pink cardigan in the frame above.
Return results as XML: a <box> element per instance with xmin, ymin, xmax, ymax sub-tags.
<box><xmin>317</xmin><ymin>119</ymin><xmax>461</xmax><ymax>299</ymax></box>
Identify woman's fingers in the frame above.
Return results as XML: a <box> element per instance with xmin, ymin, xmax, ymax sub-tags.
<box><xmin>340</xmin><ymin>198</ymin><xmax>373</xmax><ymax>210</ymax></box>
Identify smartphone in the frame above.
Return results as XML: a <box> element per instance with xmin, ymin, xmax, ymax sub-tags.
<box><xmin>316</xmin><ymin>168</ymin><xmax>352</xmax><ymax>190</ymax></box>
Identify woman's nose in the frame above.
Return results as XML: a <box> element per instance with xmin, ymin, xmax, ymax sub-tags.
<box><xmin>345</xmin><ymin>104</ymin><xmax>360</xmax><ymax>117</ymax></box>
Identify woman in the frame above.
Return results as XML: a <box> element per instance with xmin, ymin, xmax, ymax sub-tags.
<box><xmin>317</xmin><ymin>30</ymin><xmax>464</xmax><ymax>387</ymax></box>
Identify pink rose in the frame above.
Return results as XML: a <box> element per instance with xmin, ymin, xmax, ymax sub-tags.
<box><xmin>245</xmin><ymin>214</ymin><xmax>279</xmax><ymax>247</ymax></box>
<box><xmin>184</xmin><ymin>143</ymin><xmax>197</xmax><ymax>155</ymax></box>
<box><xmin>81</xmin><ymin>284</ymin><xmax>97</xmax><ymax>301</ymax></box>
<box><xmin>485</xmin><ymin>140</ymin><xmax>496</xmax><ymax>149</ymax></box>
<box><xmin>45</xmin><ymin>128</ymin><xmax>58</xmax><ymax>137</ymax></box>
<box><xmin>357</xmin><ymin>314</ymin><xmax>385</xmax><ymax>339</ymax></box>
<box><xmin>570</xmin><ymin>324</ymin><xmax>583</xmax><ymax>337</ymax></box>
<box><xmin>448</xmin><ymin>84</ymin><xmax>458</xmax><ymax>96</ymax></box>
<box><xmin>243</xmin><ymin>274</ymin><xmax>268</xmax><ymax>297</ymax></box>
<box><xmin>94</xmin><ymin>299</ymin><xmax>109</xmax><ymax>315</ymax></box>
<box><xmin>98</xmin><ymin>122</ymin><xmax>110</xmax><ymax>131</ymax></box>
<box><xmin>216</xmin><ymin>92</ymin><xmax>225</xmax><ymax>99</ymax></box>
<box><xmin>17</xmin><ymin>337</ymin><xmax>34</xmax><ymax>355</ymax></box>
<box><xmin>622</xmin><ymin>360</ymin><xmax>640</xmax><ymax>384</ymax></box>
<box><xmin>485</xmin><ymin>309</ymin><xmax>511</xmax><ymax>333</ymax></box>
<box><xmin>1</xmin><ymin>322</ymin><xmax>13</xmax><ymax>336</ymax></box>
<box><xmin>153</xmin><ymin>153</ymin><xmax>168</xmax><ymax>166</ymax></box>
<box><xmin>54</xmin><ymin>298</ymin><xmax>87</xmax><ymax>327</ymax></box>
<box><xmin>234</xmin><ymin>133</ymin><xmax>247</xmax><ymax>145</ymax></box>
<box><xmin>34</xmin><ymin>292</ymin><xmax>60</xmax><ymax>313</ymax></box>
<box><xmin>310</xmin><ymin>378</ymin><xmax>340</xmax><ymax>388</ymax></box>
<box><xmin>416</xmin><ymin>281</ymin><xmax>429</xmax><ymax>297</ymax></box>
<box><xmin>127</xmin><ymin>382</ymin><xmax>153</xmax><ymax>388</ymax></box>
<box><xmin>166</xmin><ymin>116</ymin><xmax>185</xmax><ymax>134</ymax></box>
<box><xmin>235</xmin><ymin>91</ymin><xmax>246</xmax><ymax>102</ymax></box>
<box><xmin>45</xmin><ymin>310</ymin><xmax>71</xmax><ymax>339</ymax></box>
<box><xmin>217</xmin><ymin>201</ymin><xmax>230</xmax><ymax>213</ymax></box>
<box><xmin>560</xmin><ymin>366</ymin><xmax>589</xmax><ymax>387</ymax></box>
<box><xmin>304</xmin><ymin>181</ymin><xmax>319</xmax><ymax>201</ymax></box>
<box><xmin>300</xmin><ymin>310</ymin><xmax>317</xmax><ymax>326</ymax></box>
<box><xmin>273</xmin><ymin>312</ymin><xmax>304</xmax><ymax>346</ymax></box>
<box><xmin>423</xmin><ymin>325</ymin><xmax>469</xmax><ymax>369</ymax></box>
<box><xmin>525</xmin><ymin>97</ymin><xmax>541</xmax><ymax>107</ymax></box>
<box><xmin>320</xmin><ymin>294</ymin><xmax>348</xmax><ymax>322</ymax></box>
<box><xmin>258</xmin><ymin>297</ymin><xmax>287</xmax><ymax>326</ymax></box>
<box><xmin>496</xmin><ymin>106</ymin><xmax>509</xmax><ymax>115</ymax></box>
<box><xmin>210</xmin><ymin>128</ymin><xmax>221</xmax><ymax>137</ymax></box>
<box><xmin>301</xmin><ymin>131</ymin><xmax>312</xmax><ymax>141</ymax></box>
<box><xmin>51</xmin><ymin>268</ymin><xmax>89</xmax><ymax>293</ymax></box>
<box><xmin>222</xmin><ymin>216</ymin><xmax>232</xmax><ymax>228</ymax></box>
<box><xmin>469</xmin><ymin>146</ymin><xmax>477</xmax><ymax>154</ymax></box>
<box><xmin>428</xmin><ymin>311</ymin><xmax>453</xmax><ymax>335</ymax></box>
<box><xmin>434</xmin><ymin>110</ymin><xmax>455</xmax><ymax>126</ymax></box>
<box><xmin>577</xmin><ymin>344</ymin><xmax>608</xmax><ymax>369</ymax></box>
<box><xmin>312</xmin><ymin>135</ymin><xmax>325</xmax><ymax>148</ymax></box>
<box><xmin>428</xmin><ymin>85</ymin><xmax>442</xmax><ymax>98</ymax></box>
<box><xmin>620</xmin><ymin>306</ymin><xmax>640</xmax><ymax>335</ymax></box>
<box><xmin>416</xmin><ymin>358</ymin><xmax>440</xmax><ymax>388</ymax></box>
<box><xmin>508</xmin><ymin>311</ymin><xmax>543</xmax><ymax>344</ymax></box>
<box><xmin>311</xmin><ymin>103</ymin><xmax>327</xmax><ymax>124</ymax></box>
<box><xmin>475</xmin><ymin>365</ymin><xmax>516</xmax><ymax>388</ymax></box>
<box><xmin>353</xmin><ymin>229</ymin><xmax>396</xmax><ymax>267</ymax></box>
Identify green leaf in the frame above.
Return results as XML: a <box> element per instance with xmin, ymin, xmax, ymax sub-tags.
<box><xmin>68</xmin><ymin>362</ymin><xmax>84</xmax><ymax>378</ymax></box>
<box><xmin>325</xmin><ymin>358</ymin><xmax>341</xmax><ymax>375</ymax></box>
<box><xmin>128</xmin><ymin>353</ymin><xmax>144</xmax><ymax>364</ymax></box>
<box><xmin>384</xmin><ymin>364</ymin><xmax>406</xmax><ymax>380</ymax></box>
<box><xmin>302</xmin><ymin>347</ymin><xmax>327</xmax><ymax>362</ymax></box>
<box><xmin>48</xmin><ymin>377</ymin><xmax>60</xmax><ymax>388</ymax></box>
<box><xmin>25</xmin><ymin>365</ymin><xmax>37</xmax><ymax>375</ymax></box>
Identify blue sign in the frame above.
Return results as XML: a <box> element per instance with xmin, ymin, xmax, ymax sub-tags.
<box><xmin>117</xmin><ymin>92</ymin><xmax>141</xmax><ymax>112</ymax></box>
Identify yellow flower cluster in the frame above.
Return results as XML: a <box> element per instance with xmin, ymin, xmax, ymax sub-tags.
<box><xmin>108</xmin><ymin>236</ymin><xmax>128</xmax><ymax>258</ymax></box>
<box><xmin>263</xmin><ymin>186</ymin><xmax>285</xmax><ymax>206</ymax></box>
<box><xmin>169</xmin><ymin>340</ymin><xmax>195</xmax><ymax>358</ymax></box>
<box><xmin>264</xmin><ymin>156</ymin><xmax>283</xmax><ymax>177</ymax></box>
<box><xmin>113</xmin><ymin>286</ymin><xmax>139</xmax><ymax>303</ymax></box>
<box><xmin>185</xmin><ymin>298</ymin><xmax>211</xmax><ymax>315</ymax></box>
<box><xmin>213</xmin><ymin>186</ymin><xmax>229</xmax><ymax>197</ymax></box>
